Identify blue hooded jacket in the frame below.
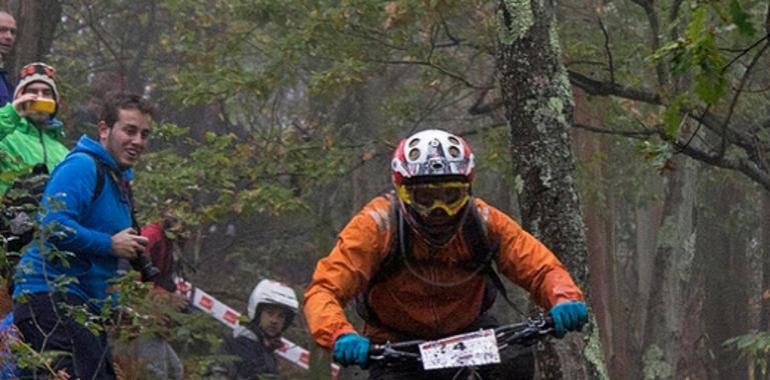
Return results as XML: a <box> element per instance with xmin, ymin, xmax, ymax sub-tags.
<box><xmin>0</xmin><ymin>68</ymin><xmax>13</xmax><ymax>106</ymax></box>
<box><xmin>0</xmin><ymin>313</ymin><xmax>16</xmax><ymax>378</ymax></box>
<box><xmin>13</xmin><ymin>135</ymin><xmax>134</xmax><ymax>306</ymax></box>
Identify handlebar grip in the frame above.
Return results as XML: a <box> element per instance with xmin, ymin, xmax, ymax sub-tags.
<box><xmin>369</xmin><ymin>345</ymin><xmax>384</xmax><ymax>355</ymax></box>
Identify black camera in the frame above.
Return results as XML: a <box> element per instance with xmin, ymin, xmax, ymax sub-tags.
<box><xmin>130</xmin><ymin>252</ymin><xmax>160</xmax><ymax>282</ymax></box>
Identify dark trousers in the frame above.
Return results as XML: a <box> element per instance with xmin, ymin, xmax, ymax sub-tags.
<box><xmin>13</xmin><ymin>293</ymin><xmax>116</xmax><ymax>380</ymax></box>
<box><xmin>368</xmin><ymin>314</ymin><xmax>535</xmax><ymax>380</ymax></box>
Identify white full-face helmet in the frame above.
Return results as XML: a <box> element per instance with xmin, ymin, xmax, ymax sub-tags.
<box><xmin>247</xmin><ymin>279</ymin><xmax>299</xmax><ymax>328</ymax></box>
<box><xmin>390</xmin><ymin>129</ymin><xmax>475</xmax><ymax>246</ymax></box>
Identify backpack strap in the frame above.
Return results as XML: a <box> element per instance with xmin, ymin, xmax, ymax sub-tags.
<box><xmin>375</xmin><ymin>192</ymin><xmax>406</xmax><ymax>281</ymax></box>
<box><xmin>354</xmin><ymin>193</ymin><xmax>400</xmax><ymax>324</ymax></box>
<box><xmin>91</xmin><ymin>159</ymin><xmax>106</xmax><ymax>204</ymax></box>
<box><xmin>462</xmin><ymin>201</ymin><xmax>522</xmax><ymax>315</ymax></box>
<box><xmin>355</xmin><ymin>195</ymin><xmax>525</xmax><ymax>326</ymax></box>
<box><xmin>80</xmin><ymin>153</ymin><xmax>139</xmax><ymax>229</ymax></box>
<box><xmin>78</xmin><ymin>152</ymin><xmax>109</xmax><ymax>205</ymax></box>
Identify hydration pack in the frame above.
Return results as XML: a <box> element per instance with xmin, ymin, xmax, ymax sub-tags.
<box><xmin>355</xmin><ymin>193</ymin><xmax>519</xmax><ymax>328</ymax></box>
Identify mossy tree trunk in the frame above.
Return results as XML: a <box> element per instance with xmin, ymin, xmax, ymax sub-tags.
<box><xmin>7</xmin><ymin>0</ymin><xmax>61</xmax><ymax>74</ymax></box>
<box><xmin>641</xmin><ymin>157</ymin><xmax>698</xmax><ymax>379</ymax></box>
<box><xmin>573</xmin><ymin>89</ymin><xmax>630</xmax><ymax>378</ymax></box>
<box><xmin>496</xmin><ymin>0</ymin><xmax>607</xmax><ymax>378</ymax></box>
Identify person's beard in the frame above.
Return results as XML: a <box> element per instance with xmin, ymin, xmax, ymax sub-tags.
<box><xmin>28</xmin><ymin>112</ymin><xmax>49</xmax><ymax>125</ymax></box>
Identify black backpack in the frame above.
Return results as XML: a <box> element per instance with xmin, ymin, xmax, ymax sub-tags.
<box><xmin>1</xmin><ymin>154</ymin><xmax>109</xmax><ymax>274</ymax></box>
<box><xmin>354</xmin><ymin>193</ymin><xmax>522</xmax><ymax>329</ymax></box>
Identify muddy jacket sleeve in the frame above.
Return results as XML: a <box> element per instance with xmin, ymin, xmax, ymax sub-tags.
<box><xmin>303</xmin><ymin>197</ymin><xmax>391</xmax><ymax>350</ymax></box>
<box><xmin>482</xmin><ymin>200</ymin><xmax>584</xmax><ymax>308</ymax></box>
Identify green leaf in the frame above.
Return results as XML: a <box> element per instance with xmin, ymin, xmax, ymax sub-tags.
<box><xmin>728</xmin><ymin>0</ymin><xmax>757</xmax><ymax>37</ymax></box>
<box><xmin>663</xmin><ymin>95</ymin><xmax>686</xmax><ymax>137</ymax></box>
<box><xmin>685</xmin><ymin>5</ymin><xmax>708</xmax><ymax>43</ymax></box>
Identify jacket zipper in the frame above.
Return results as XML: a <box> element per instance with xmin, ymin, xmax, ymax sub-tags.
<box><xmin>37</xmin><ymin>127</ymin><xmax>48</xmax><ymax>166</ymax></box>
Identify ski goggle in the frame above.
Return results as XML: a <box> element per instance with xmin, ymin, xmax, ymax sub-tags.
<box><xmin>397</xmin><ymin>181</ymin><xmax>470</xmax><ymax>217</ymax></box>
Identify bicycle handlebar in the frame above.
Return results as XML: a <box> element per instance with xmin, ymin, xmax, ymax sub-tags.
<box><xmin>368</xmin><ymin>313</ymin><xmax>554</xmax><ymax>365</ymax></box>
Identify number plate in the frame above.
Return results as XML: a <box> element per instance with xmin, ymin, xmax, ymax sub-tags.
<box><xmin>419</xmin><ymin>329</ymin><xmax>500</xmax><ymax>370</ymax></box>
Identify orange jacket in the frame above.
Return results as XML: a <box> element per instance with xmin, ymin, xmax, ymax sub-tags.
<box><xmin>303</xmin><ymin>196</ymin><xmax>584</xmax><ymax>349</ymax></box>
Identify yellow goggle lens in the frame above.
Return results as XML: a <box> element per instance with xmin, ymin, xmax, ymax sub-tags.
<box><xmin>397</xmin><ymin>182</ymin><xmax>470</xmax><ymax>216</ymax></box>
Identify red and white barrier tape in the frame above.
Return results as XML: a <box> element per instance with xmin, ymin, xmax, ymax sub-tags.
<box><xmin>174</xmin><ymin>278</ymin><xmax>340</xmax><ymax>378</ymax></box>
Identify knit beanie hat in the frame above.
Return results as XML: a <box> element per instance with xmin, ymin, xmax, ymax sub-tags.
<box><xmin>14</xmin><ymin>62</ymin><xmax>60</xmax><ymax>115</ymax></box>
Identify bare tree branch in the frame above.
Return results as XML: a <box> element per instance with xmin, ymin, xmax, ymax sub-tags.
<box><xmin>84</xmin><ymin>4</ymin><xmax>125</xmax><ymax>75</ymax></box>
<box><xmin>568</xmin><ymin>70</ymin><xmax>661</xmax><ymax>104</ymax></box>
<box><xmin>126</xmin><ymin>2</ymin><xmax>156</xmax><ymax>93</ymax></box>
<box><xmin>596</xmin><ymin>11</ymin><xmax>615</xmax><ymax>84</ymax></box>
<box><xmin>687</xmin><ymin>110</ymin><xmax>760</xmax><ymax>154</ymax></box>
<box><xmin>628</xmin><ymin>0</ymin><xmax>666</xmax><ymax>84</ymax></box>
<box><xmin>367</xmin><ymin>58</ymin><xmax>480</xmax><ymax>88</ymax></box>
<box><xmin>718</xmin><ymin>41</ymin><xmax>770</xmax><ymax>157</ymax></box>
<box><xmin>569</xmin><ymin>67</ymin><xmax>763</xmax><ymax>163</ymax></box>
<box><xmin>468</xmin><ymin>87</ymin><xmax>503</xmax><ymax>115</ymax></box>
<box><xmin>574</xmin><ymin>118</ymin><xmax>770</xmax><ymax>191</ymax></box>
<box><xmin>457</xmin><ymin>122</ymin><xmax>507</xmax><ymax>137</ymax></box>
<box><xmin>468</xmin><ymin>98</ymin><xmax>503</xmax><ymax>115</ymax></box>
<box><xmin>671</xmin><ymin>138</ymin><xmax>770</xmax><ymax>191</ymax></box>
<box><xmin>574</xmin><ymin>122</ymin><xmax>658</xmax><ymax>138</ymax></box>
<box><xmin>721</xmin><ymin>33</ymin><xmax>770</xmax><ymax>73</ymax></box>
<box><xmin>766</xmin><ymin>1</ymin><xmax>770</xmax><ymax>36</ymax></box>
<box><xmin>438</xmin><ymin>14</ymin><xmax>461</xmax><ymax>47</ymax></box>
<box><xmin>669</xmin><ymin>0</ymin><xmax>685</xmax><ymax>29</ymax></box>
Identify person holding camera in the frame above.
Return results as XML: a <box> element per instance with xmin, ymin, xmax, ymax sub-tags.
<box><xmin>11</xmin><ymin>92</ymin><xmax>157</xmax><ymax>379</ymax></box>
<box><xmin>110</xmin><ymin>213</ymin><xmax>189</xmax><ymax>380</ymax></box>
<box><xmin>0</xmin><ymin>62</ymin><xmax>69</xmax><ymax>318</ymax></box>
<box><xmin>0</xmin><ymin>62</ymin><xmax>68</xmax><ymax>195</ymax></box>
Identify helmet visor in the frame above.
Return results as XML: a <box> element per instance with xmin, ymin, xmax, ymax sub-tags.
<box><xmin>397</xmin><ymin>181</ymin><xmax>470</xmax><ymax>217</ymax></box>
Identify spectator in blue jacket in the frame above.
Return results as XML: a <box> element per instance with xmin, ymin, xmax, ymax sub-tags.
<box><xmin>12</xmin><ymin>92</ymin><xmax>156</xmax><ymax>380</ymax></box>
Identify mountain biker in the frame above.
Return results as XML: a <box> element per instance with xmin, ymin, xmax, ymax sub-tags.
<box><xmin>304</xmin><ymin>129</ymin><xmax>588</xmax><ymax>379</ymax></box>
<box><xmin>207</xmin><ymin>279</ymin><xmax>299</xmax><ymax>380</ymax></box>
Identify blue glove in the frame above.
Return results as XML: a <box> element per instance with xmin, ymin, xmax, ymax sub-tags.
<box><xmin>333</xmin><ymin>333</ymin><xmax>370</xmax><ymax>367</ymax></box>
<box><xmin>549</xmin><ymin>301</ymin><xmax>588</xmax><ymax>338</ymax></box>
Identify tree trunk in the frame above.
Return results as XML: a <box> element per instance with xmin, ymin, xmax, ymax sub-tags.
<box><xmin>573</xmin><ymin>89</ymin><xmax>628</xmax><ymax>379</ymax></box>
<box><xmin>630</xmin><ymin>198</ymin><xmax>663</xmax><ymax>376</ymax></box>
<box><xmin>642</xmin><ymin>157</ymin><xmax>698</xmax><ymax>379</ymax></box>
<box><xmin>496</xmin><ymin>1</ymin><xmax>607</xmax><ymax>378</ymax></box>
<box><xmin>7</xmin><ymin>0</ymin><xmax>61</xmax><ymax>73</ymax></box>
<box><xmin>760</xmin><ymin>192</ymin><xmax>770</xmax><ymax>331</ymax></box>
<box><xmin>700</xmin><ymin>182</ymin><xmax>761</xmax><ymax>379</ymax></box>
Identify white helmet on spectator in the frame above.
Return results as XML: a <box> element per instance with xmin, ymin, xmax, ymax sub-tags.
<box><xmin>247</xmin><ymin>279</ymin><xmax>299</xmax><ymax>324</ymax></box>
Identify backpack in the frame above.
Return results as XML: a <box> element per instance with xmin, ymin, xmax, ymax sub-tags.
<box><xmin>354</xmin><ymin>193</ymin><xmax>522</xmax><ymax>329</ymax></box>
<box><xmin>1</xmin><ymin>153</ymin><xmax>108</xmax><ymax>274</ymax></box>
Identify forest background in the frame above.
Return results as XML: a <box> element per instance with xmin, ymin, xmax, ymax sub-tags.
<box><xmin>1</xmin><ymin>0</ymin><xmax>770</xmax><ymax>379</ymax></box>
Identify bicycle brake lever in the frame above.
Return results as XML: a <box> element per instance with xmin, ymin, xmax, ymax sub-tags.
<box><xmin>370</xmin><ymin>343</ymin><xmax>421</xmax><ymax>361</ymax></box>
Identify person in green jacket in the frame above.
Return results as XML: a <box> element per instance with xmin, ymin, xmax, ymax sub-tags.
<box><xmin>0</xmin><ymin>62</ymin><xmax>69</xmax><ymax>194</ymax></box>
<box><xmin>0</xmin><ymin>63</ymin><xmax>69</xmax><ymax>319</ymax></box>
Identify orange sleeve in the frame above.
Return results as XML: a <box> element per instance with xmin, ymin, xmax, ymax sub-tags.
<box><xmin>481</xmin><ymin>200</ymin><xmax>584</xmax><ymax>308</ymax></box>
<box><xmin>303</xmin><ymin>197</ymin><xmax>391</xmax><ymax>350</ymax></box>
